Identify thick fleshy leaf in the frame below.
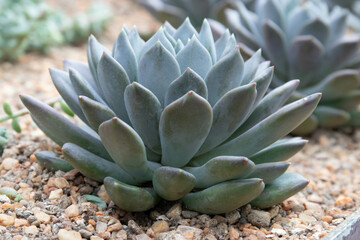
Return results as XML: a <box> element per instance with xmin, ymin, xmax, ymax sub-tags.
<box><xmin>225</xmin><ymin>9</ymin><xmax>259</xmax><ymax>51</ymax></box>
<box><xmin>152</xmin><ymin>167</ymin><xmax>196</xmax><ymax>201</ymax></box>
<box><xmin>97</xmin><ymin>53</ymin><xmax>131</xmax><ymax>124</ymax></box>
<box><xmin>136</xmin><ymin>0</ymin><xmax>186</xmax><ymax>28</ymax></box>
<box><xmin>289</xmin><ymin>36</ymin><xmax>324</xmax><ymax>85</ymax></box>
<box><xmin>286</xmin><ymin>8</ymin><xmax>311</xmax><ymax>40</ymax></box>
<box><xmin>250</xmin><ymin>67</ymin><xmax>274</xmax><ymax>106</ymax></box>
<box><xmin>314</xmin><ymin>106</ymin><xmax>350</xmax><ymax>128</ymax></box>
<box><xmin>348</xmin><ymin>110</ymin><xmax>360</xmax><ymax>127</ymax></box>
<box><xmin>127</xmin><ymin>26</ymin><xmax>145</xmax><ymax>59</ymax></box>
<box><xmin>247</xmin><ymin>162</ymin><xmax>290</xmax><ymax>184</ymax></box>
<box><xmin>249</xmin><ymin>137</ymin><xmax>307</xmax><ymax>164</ymax></box>
<box><xmin>182</xmin><ymin>178</ymin><xmax>264</xmax><ymax>214</ymax></box>
<box><xmin>174</xmin><ymin>39</ymin><xmax>184</xmax><ymax>53</ymax></box>
<box><xmin>138</xmin><ymin>42</ymin><xmax>181</xmax><ymax>106</ymax></box>
<box><xmin>291</xmin><ymin>114</ymin><xmax>319</xmax><ymax>136</ymax></box>
<box><xmin>184</xmin><ymin>156</ymin><xmax>255</xmax><ymax>189</ymax></box>
<box><xmin>69</xmin><ymin>68</ymin><xmax>104</xmax><ymax>104</ymax></box>
<box><xmin>215</xmin><ymin>29</ymin><xmax>231</xmax><ymax>61</ymax></box>
<box><xmin>160</xmin><ymin>92</ymin><xmax>212</xmax><ymax>167</ymax></box>
<box><xmin>20</xmin><ymin>94</ymin><xmax>111</xmax><ymax>160</ymax></box>
<box><xmin>113</xmin><ymin>29</ymin><xmax>138</xmax><ymax>83</ymax></box>
<box><xmin>262</xmin><ymin>20</ymin><xmax>288</xmax><ymax>74</ymax></box>
<box><xmin>78</xmin><ymin>96</ymin><xmax>116</xmax><ymax>132</ymax></box>
<box><xmin>257</xmin><ymin>0</ymin><xmax>283</xmax><ymax>27</ymax></box>
<box><xmin>63</xmin><ymin>60</ymin><xmax>98</xmax><ymax>93</ymax></box>
<box><xmin>49</xmin><ymin>68</ymin><xmax>88</xmax><ymax>124</ymax></box>
<box><xmin>87</xmin><ymin>35</ymin><xmax>111</xmax><ymax>88</ymax></box>
<box><xmin>139</xmin><ymin>27</ymin><xmax>176</xmax><ymax>60</ymax></box>
<box><xmin>176</xmin><ymin>36</ymin><xmax>212</xmax><ymax>79</ymax></box>
<box><xmin>124</xmin><ymin>82</ymin><xmax>162</xmax><ymax>154</ymax></box>
<box><xmin>299</xmin><ymin>18</ymin><xmax>329</xmax><ymax>45</ymax></box>
<box><xmin>104</xmin><ymin>177</ymin><xmax>159</xmax><ymax>212</ymax></box>
<box><xmin>232</xmin><ymin>80</ymin><xmax>300</xmax><ymax>139</ymax></box>
<box><xmin>320</xmin><ymin>36</ymin><xmax>360</xmax><ymax>75</ymax></box>
<box><xmin>35</xmin><ymin>151</ymin><xmax>73</xmax><ymax>172</ymax></box>
<box><xmin>164</xmin><ymin>68</ymin><xmax>207</xmax><ymax>106</ymax></box>
<box><xmin>191</xmin><ymin>93</ymin><xmax>321</xmax><ymax>166</ymax></box>
<box><xmin>302</xmin><ymin>69</ymin><xmax>360</xmax><ymax>101</ymax></box>
<box><xmin>163</xmin><ymin>21</ymin><xmax>176</xmax><ymax>35</ymax></box>
<box><xmin>172</xmin><ymin>18</ymin><xmax>198</xmax><ymax>44</ymax></box>
<box><xmin>251</xmin><ymin>173</ymin><xmax>309</xmax><ymax>209</ymax></box>
<box><xmin>198</xmin><ymin>83</ymin><xmax>257</xmax><ymax>155</ymax></box>
<box><xmin>325</xmin><ymin>90</ymin><xmax>360</xmax><ymax>111</ymax></box>
<box><xmin>198</xmin><ymin>19</ymin><xmax>216</xmax><ymax>63</ymax></box>
<box><xmin>99</xmin><ymin>118</ymin><xmax>154</xmax><ymax>183</ymax></box>
<box><xmin>242</xmin><ymin>49</ymin><xmax>263</xmax><ymax>84</ymax></box>
<box><xmin>206</xmin><ymin>47</ymin><xmax>244</xmax><ymax>106</ymax></box>
<box><xmin>62</xmin><ymin>143</ymin><xmax>139</xmax><ymax>185</ymax></box>
<box><xmin>328</xmin><ymin>7</ymin><xmax>348</xmax><ymax>47</ymax></box>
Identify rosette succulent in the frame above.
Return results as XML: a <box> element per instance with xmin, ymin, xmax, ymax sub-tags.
<box><xmin>20</xmin><ymin>19</ymin><xmax>320</xmax><ymax>214</ymax></box>
<box><xmin>135</xmin><ymin>0</ymin><xmax>254</xmax><ymax>28</ymax></box>
<box><xmin>225</xmin><ymin>0</ymin><xmax>360</xmax><ymax>135</ymax></box>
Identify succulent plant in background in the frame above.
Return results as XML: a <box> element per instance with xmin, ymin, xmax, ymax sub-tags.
<box><xmin>21</xmin><ymin>19</ymin><xmax>320</xmax><ymax>214</ymax></box>
<box><xmin>0</xmin><ymin>127</ymin><xmax>8</xmax><ymax>156</ymax></box>
<box><xmin>0</xmin><ymin>0</ymin><xmax>111</xmax><ymax>61</ymax></box>
<box><xmin>135</xmin><ymin>0</ymin><xmax>254</xmax><ymax>29</ymax></box>
<box><xmin>325</xmin><ymin>0</ymin><xmax>360</xmax><ymax>31</ymax></box>
<box><xmin>225</xmin><ymin>0</ymin><xmax>360</xmax><ymax>135</ymax></box>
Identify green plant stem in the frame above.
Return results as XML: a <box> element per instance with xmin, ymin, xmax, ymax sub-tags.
<box><xmin>0</xmin><ymin>97</ymin><xmax>62</xmax><ymax>123</ymax></box>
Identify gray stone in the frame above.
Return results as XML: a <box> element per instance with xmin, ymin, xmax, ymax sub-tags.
<box><xmin>247</xmin><ymin>209</ymin><xmax>271</xmax><ymax>228</ymax></box>
<box><xmin>79</xmin><ymin>229</ymin><xmax>93</xmax><ymax>238</ymax></box>
<box><xmin>225</xmin><ymin>210</ymin><xmax>240</xmax><ymax>224</ymax></box>
<box><xmin>181</xmin><ymin>210</ymin><xmax>199</xmax><ymax>219</ymax></box>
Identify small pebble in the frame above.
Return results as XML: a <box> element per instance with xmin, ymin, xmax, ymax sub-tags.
<box><xmin>247</xmin><ymin>210</ymin><xmax>271</xmax><ymax>228</ymax></box>
<box><xmin>24</xmin><ymin>225</ymin><xmax>38</xmax><ymax>235</ymax></box>
<box><xmin>48</xmin><ymin>189</ymin><xmax>63</xmax><ymax>200</ymax></box>
<box><xmin>151</xmin><ymin>220</ymin><xmax>169</xmax><ymax>234</ymax></box>
<box><xmin>58</xmin><ymin>229</ymin><xmax>82</xmax><ymax>240</ymax></box>
<box><xmin>65</xmin><ymin>204</ymin><xmax>79</xmax><ymax>218</ymax></box>
<box><xmin>0</xmin><ymin>214</ymin><xmax>15</xmax><ymax>226</ymax></box>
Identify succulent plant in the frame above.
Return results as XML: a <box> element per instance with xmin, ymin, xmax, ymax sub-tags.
<box><xmin>20</xmin><ymin>19</ymin><xmax>320</xmax><ymax>214</ymax></box>
<box><xmin>225</xmin><ymin>0</ymin><xmax>360</xmax><ymax>135</ymax></box>
<box><xmin>135</xmin><ymin>0</ymin><xmax>254</xmax><ymax>28</ymax></box>
<box><xmin>0</xmin><ymin>0</ymin><xmax>111</xmax><ymax>61</ymax></box>
<box><xmin>325</xmin><ymin>0</ymin><xmax>360</xmax><ymax>31</ymax></box>
<box><xmin>0</xmin><ymin>127</ymin><xmax>8</xmax><ymax>156</ymax></box>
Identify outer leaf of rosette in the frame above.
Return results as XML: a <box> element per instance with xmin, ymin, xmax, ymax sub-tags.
<box><xmin>98</xmin><ymin>118</ymin><xmax>155</xmax><ymax>183</ymax></box>
<box><xmin>104</xmin><ymin>177</ymin><xmax>159</xmax><ymax>212</ymax></box>
<box><xmin>182</xmin><ymin>178</ymin><xmax>264</xmax><ymax>214</ymax></box>
<box><xmin>152</xmin><ymin>167</ymin><xmax>196</xmax><ymax>201</ymax></box>
<box><xmin>250</xmin><ymin>173</ymin><xmax>309</xmax><ymax>209</ymax></box>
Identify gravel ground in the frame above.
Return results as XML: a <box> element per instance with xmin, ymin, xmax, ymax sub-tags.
<box><xmin>1</xmin><ymin>0</ymin><xmax>360</xmax><ymax>239</ymax></box>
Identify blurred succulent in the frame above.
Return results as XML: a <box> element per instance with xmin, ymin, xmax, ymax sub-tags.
<box><xmin>20</xmin><ymin>19</ymin><xmax>320</xmax><ymax>214</ymax></box>
<box><xmin>0</xmin><ymin>0</ymin><xmax>111</xmax><ymax>61</ymax></box>
<box><xmin>325</xmin><ymin>0</ymin><xmax>360</xmax><ymax>31</ymax></box>
<box><xmin>225</xmin><ymin>0</ymin><xmax>360</xmax><ymax>135</ymax></box>
<box><xmin>0</xmin><ymin>98</ymin><xmax>73</xmax><ymax>133</ymax></box>
<box><xmin>0</xmin><ymin>126</ymin><xmax>8</xmax><ymax>156</ymax></box>
<box><xmin>135</xmin><ymin>0</ymin><xmax>254</xmax><ymax>28</ymax></box>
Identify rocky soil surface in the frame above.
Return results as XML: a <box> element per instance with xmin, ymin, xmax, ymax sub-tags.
<box><xmin>0</xmin><ymin>0</ymin><xmax>359</xmax><ymax>239</ymax></box>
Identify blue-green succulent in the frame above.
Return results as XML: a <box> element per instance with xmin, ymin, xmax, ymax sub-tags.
<box><xmin>21</xmin><ymin>19</ymin><xmax>320</xmax><ymax>214</ymax></box>
<box><xmin>225</xmin><ymin>0</ymin><xmax>360</xmax><ymax>135</ymax></box>
<box><xmin>135</xmin><ymin>0</ymin><xmax>255</xmax><ymax>28</ymax></box>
